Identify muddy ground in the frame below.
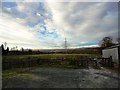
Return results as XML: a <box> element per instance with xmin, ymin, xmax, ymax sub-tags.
<box><xmin>2</xmin><ymin>67</ymin><xmax>119</xmax><ymax>88</ymax></box>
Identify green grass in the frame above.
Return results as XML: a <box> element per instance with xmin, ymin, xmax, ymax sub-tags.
<box><xmin>2</xmin><ymin>67</ymin><xmax>43</xmax><ymax>80</ymax></box>
<box><xmin>3</xmin><ymin>54</ymin><xmax>99</xmax><ymax>62</ymax></box>
<box><xmin>2</xmin><ymin>67</ymin><xmax>31</xmax><ymax>79</ymax></box>
<box><xmin>36</xmin><ymin>63</ymin><xmax>86</xmax><ymax>69</ymax></box>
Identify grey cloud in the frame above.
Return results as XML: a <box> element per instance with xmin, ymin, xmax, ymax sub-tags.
<box><xmin>0</xmin><ymin>2</ymin><xmax>118</xmax><ymax>49</ymax></box>
<box><xmin>47</xmin><ymin>2</ymin><xmax>118</xmax><ymax>47</ymax></box>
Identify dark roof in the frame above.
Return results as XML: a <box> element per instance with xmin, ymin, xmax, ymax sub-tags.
<box><xmin>103</xmin><ymin>44</ymin><xmax>120</xmax><ymax>50</ymax></box>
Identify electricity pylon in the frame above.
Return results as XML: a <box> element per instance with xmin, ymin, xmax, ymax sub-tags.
<box><xmin>64</xmin><ymin>37</ymin><xmax>67</xmax><ymax>54</ymax></box>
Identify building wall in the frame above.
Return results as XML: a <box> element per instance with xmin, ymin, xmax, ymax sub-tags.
<box><xmin>102</xmin><ymin>47</ymin><xmax>119</xmax><ymax>63</ymax></box>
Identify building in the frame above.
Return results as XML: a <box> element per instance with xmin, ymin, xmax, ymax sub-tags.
<box><xmin>102</xmin><ymin>44</ymin><xmax>120</xmax><ymax>66</ymax></box>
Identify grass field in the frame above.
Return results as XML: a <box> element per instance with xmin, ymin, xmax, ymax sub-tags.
<box><xmin>3</xmin><ymin>54</ymin><xmax>100</xmax><ymax>62</ymax></box>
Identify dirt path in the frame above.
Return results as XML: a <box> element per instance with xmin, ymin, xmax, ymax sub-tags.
<box><xmin>2</xmin><ymin>67</ymin><xmax>119</xmax><ymax>88</ymax></box>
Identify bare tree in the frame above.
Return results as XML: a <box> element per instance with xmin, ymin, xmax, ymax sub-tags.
<box><xmin>4</xmin><ymin>42</ymin><xmax>7</xmax><ymax>49</ymax></box>
<box><xmin>99</xmin><ymin>36</ymin><xmax>115</xmax><ymax>48</ymax></box>
<box><xmin>16</xmin><ymin>46</ymin><xmax>18</xmax><ymax>50</ymax></box>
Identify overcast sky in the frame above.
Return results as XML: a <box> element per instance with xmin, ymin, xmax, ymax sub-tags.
<box><xmin>0</xmin><ymin>1</ymin><xmax>118</xmax><ymax>49</ymax></box>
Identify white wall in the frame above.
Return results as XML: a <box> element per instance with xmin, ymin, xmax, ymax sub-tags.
<box><xmin>102</xmin><ymin>47</ymin><xmax>119</xmax><ymax>63</ymax></box>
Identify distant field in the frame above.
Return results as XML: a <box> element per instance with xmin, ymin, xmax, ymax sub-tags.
<box><xmin>3</xmin><ymin>54</ymin><xmax>100</xmax><ymax>61</ymax></box>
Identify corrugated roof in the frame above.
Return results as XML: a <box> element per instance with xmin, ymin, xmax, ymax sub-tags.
<box><xmin>103</xmin><ymin>44</ymin><xmax>120</xmax><ymax>50</ymax></box>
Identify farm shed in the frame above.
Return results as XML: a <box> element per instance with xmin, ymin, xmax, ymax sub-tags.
<box><xmin>102</xmin><ymin>44</ymin><xmax>120</xmax><ymax>65</ymax></box>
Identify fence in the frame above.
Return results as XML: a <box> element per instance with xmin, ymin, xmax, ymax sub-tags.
<box><xmin>98</xmin><ymin>57</ymin><xmax>113</xmax><ymax>67</ymax></box>
<box><xmin>2</xmin><ymin>57</ymin><xmax>113</xmax><ymax>70</ymax></box>
<box><xmin>2</xmin><ymin>57</ymin><xmax>90</xmax><ymax>70</ymax></box>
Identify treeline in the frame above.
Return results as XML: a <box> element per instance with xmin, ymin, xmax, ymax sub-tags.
<box><xmin>0</xmin><ymin>44</ymin><xmax>9</xmax><ymax>55</ymax></box>
<box><xmin>0</xmin><ymin>43</ymin><xmax>101</xmax><ymax>55</ymax></box>
<box><xmin>60</xmin><ymin>48</ymin><xmax>101</xmax><ymax>54</ymax></box>
<box><xmin>46</xmin><ymin>48</ymin><xmax>101</xmax><ymax>54</ymax></box>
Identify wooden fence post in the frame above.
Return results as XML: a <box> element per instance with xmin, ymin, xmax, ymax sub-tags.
<box><xmin>109</xmin><ymin>56</ymin><xmax>113</xmax><ymax>67</ymax></box>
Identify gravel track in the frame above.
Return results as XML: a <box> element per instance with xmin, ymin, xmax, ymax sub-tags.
<box><xmin>2</xmin><ymin>67</ymin><xmax>119</xmax><ymax>88</ymax></box>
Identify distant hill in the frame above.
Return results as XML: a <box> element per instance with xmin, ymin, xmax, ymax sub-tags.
<box><xmin>5</xmin><ymin>47</ymin><xmax>101</xmax><ymax>55</ymax></box>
